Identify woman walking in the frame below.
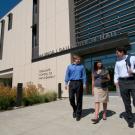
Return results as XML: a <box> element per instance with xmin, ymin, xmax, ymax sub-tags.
<box><xmin>91</xmin><ymin>60</ymin><xmax>110</xmax><ymax>124</ymax></box>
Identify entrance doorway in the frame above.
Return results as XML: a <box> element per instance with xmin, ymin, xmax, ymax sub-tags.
<box><xmin>83</xmin><ymin>51</ymin><xmax>116</xmax><ymax>94</ymax></box>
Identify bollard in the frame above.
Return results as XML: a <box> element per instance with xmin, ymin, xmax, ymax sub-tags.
<box><xmin>58</xmin><ymin>83</ymin><xmax>62</xmax><ymax>99</ymax></box>
<box><xmin>16</xmin><ymin>83</ymin><xmax>23</xmax><ymax>107</ymax></box>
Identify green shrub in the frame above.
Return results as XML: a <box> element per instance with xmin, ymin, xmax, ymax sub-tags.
<box><xmin>23</xmin><ymin>91</ymin><xmax>57</xmax><ymax>106</ymax></box>
<box><xmin>23</xmin><ymin>95</ymin><xmax>44</xmax><ymax>106</ymax></box>
<box><xmin>0</xmin><ymin>85</ymin><xmax>16</xmax><ymax>110</ymax></box>
<box><xmin>0</xmin><ymin>83</ymin><xmax>57</xmax><ymax>110</ymax></box>
<box><xmin>22</xmin><ymin>84</ymin><xmax>57</xmax><ymax>106</ymax></box>
<box><xmin>23</xmin><ymin>83</ymin><xmax>42</xmax><ymax>106</ymax></box>
<box><xmin>43</xmin><ymin>91</ymin><xmax>57</xmax><ymax>102</ymax></box>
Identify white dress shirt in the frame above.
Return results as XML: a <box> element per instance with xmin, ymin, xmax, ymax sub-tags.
<box><xmin>114</xmin><ymin>55</ymin><xmax>135</xmax><ymax>83</ymax></box>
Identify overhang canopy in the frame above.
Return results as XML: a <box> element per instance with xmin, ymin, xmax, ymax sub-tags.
<box><xmin>74</xmin><ymin>33</ymin><xmax>130</xmax><ymax>56</ymax></box>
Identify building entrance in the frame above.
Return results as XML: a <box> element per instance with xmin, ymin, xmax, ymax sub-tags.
<box><xmin>83</xmin><ymin>51</ymin><xmax>116</xmax><ymax>95</ymax></box>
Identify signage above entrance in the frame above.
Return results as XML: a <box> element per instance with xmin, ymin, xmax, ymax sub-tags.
<box><xmin>32</xmin><ymin>33</ymin><xmax>129</xmax><ymax>62</ymax></box>
<box><xmin>76</xmin><ymin>31</ymin><xmax>117</xmax><ymax>47</ymax></box>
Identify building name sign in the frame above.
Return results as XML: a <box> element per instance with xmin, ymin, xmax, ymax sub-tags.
<box><xmin>76</xmin><ymin>31</ymin><xmax>117</xmax><ymax>46</ymax></box>
<box><xmin>38</xmin><ymin>68</ymin><xmax>55</xmax><ymax>80</ymax></box>
<box><xmin>39</xmin><ymin>31</ymin><xmax>118</xmax><ymax>58</ymax></box>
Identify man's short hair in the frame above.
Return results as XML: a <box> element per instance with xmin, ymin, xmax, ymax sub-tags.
<box><xmin>116</xmin><ymin>47</ymin><xmax>127</xmax><ymax>54</ymax></box>
<box><xmin>72</xmin><ymin>54</ymin><xmax>81</xmax><ymax>60</ymax></box>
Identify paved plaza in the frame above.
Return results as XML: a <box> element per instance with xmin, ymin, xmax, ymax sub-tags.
<box><xmin>0</xmin><ymin>96</ymin><xmax>135</xmax><ymax>135</ymax></box>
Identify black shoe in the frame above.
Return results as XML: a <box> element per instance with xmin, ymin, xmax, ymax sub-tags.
<box><xmin>91</xmin><ymin>118</ymin><xmax>99</xmax><ymax>124</ymax></box>
<box><xmin>76</xmin><ymin>116</ymin><xmax>81</xmax><ymax>121</ymax></box>
<box><xmin>119</xmin><ymin>113</ymin><xmax>124</xmax><ymax>118</ymax></box>
<box><xmin>128</xmin><ymin>122</ymin><xmax>134</xmax><ymax>128</ymax></box>
<box><xmin>73</xmin><ymin>112</ymin><xmax>76</xmax><ymax>118</ymax></box>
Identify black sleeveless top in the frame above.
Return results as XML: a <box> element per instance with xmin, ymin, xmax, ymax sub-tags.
<box><xmin>93</xmin><ymin>69</ymin><xmax>109</xmax><ymax>88</ymax></box>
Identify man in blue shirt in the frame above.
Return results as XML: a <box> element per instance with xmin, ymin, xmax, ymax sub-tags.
<box><xmin>65</xmin><ymin>55</ymin><xmax>86</xmax><ymax>121</ymax></box>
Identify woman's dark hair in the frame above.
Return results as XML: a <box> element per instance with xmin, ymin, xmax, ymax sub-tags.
<box><xmin>116</xmin><ymin>47</ymin><xmax>127</xmax><ymax>54</ymax></box>
<box><xmin>94</xmin><ymin>60</ymin><xmax>103</xmax><ymax>71</ymax></box>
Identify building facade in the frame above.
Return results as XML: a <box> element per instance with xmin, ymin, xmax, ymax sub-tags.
<box><xmin>0</xmin><ymin>0</ymin><xmax>135</xmax><ymax>96</ymax></box>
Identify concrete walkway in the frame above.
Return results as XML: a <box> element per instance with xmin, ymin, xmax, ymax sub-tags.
<box><xmin>0</xmin><ymin>96</ymin><xmax>135</xmax><ymax>135</ymax></box>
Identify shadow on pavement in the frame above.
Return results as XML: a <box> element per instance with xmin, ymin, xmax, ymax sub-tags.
<box><xmin>98</xmin><ymin>110</ymin><xmax>116</xmax><ymax>121</ymax></box>
<box><xmin>81</xmin><ymin>108</ymin><xmax>95</xmax><ymax>118</ymax></box>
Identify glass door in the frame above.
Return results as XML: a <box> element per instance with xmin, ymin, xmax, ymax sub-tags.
<box><xmin>83</xmin><ymin>51</ymin><xmax>117</xmax><ymax>94</ymax></box>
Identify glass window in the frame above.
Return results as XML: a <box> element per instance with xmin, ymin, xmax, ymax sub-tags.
<box><xmin>77</xmin><ymin>34</ymin><xmax>90</xmax><ymax>42</ymax></box>
<box><xmin>0</xmin><ymin>20</ymin><xmax>5</xmax><ymax>59</ymax></box>
<box><xmin>118</xmin><ymin>6</ymin><xmax>134</xmax><ymax>17</ymax></box>
<box><xmin>118</xmin><ymin>1</ymin><xmax>134</xmax><ymax>11</ymax></box>
<box><xmin>104</xmin><ymin>19</ymin><xmax>119</xmax><ymax>28</ymax></box>
<box><xmin>101</xmin><ymin>13</ymin><xmax>118</xmax><ymax>23</ymax></box>
<box><xmin>129</xmin><ymin>35</ymin><xmax>135</xmax><ymax>43</ymax></box>
<box><xmin>120</xmin><ymin>19</ymin><xmax>135</xmax><ymax>28</ymax></box>
<box><xmin>33</xmin><ymin>0</ymin><xmax>38</xmax><ymax>13</ymax></box>
<box><xmin>8</xmin><ymin>13</ymin><xmax>13</xmax><ymax>30</ymax></box>
<box><xmin>32</xmin><ymin>0</ymin><xmax>39</xmax><ymax>48</ymax></box>
<box><xmin>119</xmin><ymin>12</ymin><xmax>135</xmax><ymax>22</ymax></box>
<box><xmin>101</xmin><ymin>0</ymin><xmax>119</xmax><ymax>13</ymax></box>
<box><xmin>104</xmin><ymin>26</ymin><xmax>119</xmax><ymax>33</ymax></box>
<box><xmin>74</xmin><ymin>0</ymin><xmax>135</xmax><ymax>45</ymax></box>
<box><xmin>75</xmin><ymin>21</ymin><xmax>89</xmax><ymax>30</ymax></box>
<box><xmin>89</xmin><ymin>31</ymin><xmax>102</xmax><ymax>38</ymax></box>
<box><xmin>120</xmin><ymin>25</ymin><xmax>135</xmax><ymax>34</ymax></box>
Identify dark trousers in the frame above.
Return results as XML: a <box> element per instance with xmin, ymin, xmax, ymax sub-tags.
<box><xmin>119</xmin><ymin>79</ymin><xmax>135</xmax><ymax>121</ymax></box>
<box><xmin>69</xmin><ymin>80</ymin><xmax>83</xmax><ymax>117</ymax></box>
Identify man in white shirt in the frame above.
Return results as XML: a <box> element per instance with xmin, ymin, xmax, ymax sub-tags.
<box><xmin>114</xmin><ymin>47</ymin><xmax>135</xmax><ymax>128</ymax></box>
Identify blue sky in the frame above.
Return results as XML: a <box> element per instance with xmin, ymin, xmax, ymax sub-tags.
<box><xmin>0</xmin><ymin>0</ymin><xmax>22</xmax><ymax>19</ymax></box>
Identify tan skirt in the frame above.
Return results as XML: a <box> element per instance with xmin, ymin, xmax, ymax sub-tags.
<box><xmin>94</xmin><ymin>87</ymin><xmax>109</xmax><ymax>103</ymax></box>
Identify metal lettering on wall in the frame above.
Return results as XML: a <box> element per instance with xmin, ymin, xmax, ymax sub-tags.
<box><xmin>38</xmin><ymin>68</ymin><xmax>55</xmax><ymax>80</ymax></box>
<box><xmin>76</xmin><ymin>31</ymin><xmax>117</xmax><ymax>46</ymax></box>
<box><xmin>36</xmin><ymin>31</ymin><xmax>118</xmax><ymax>59</ymax></box>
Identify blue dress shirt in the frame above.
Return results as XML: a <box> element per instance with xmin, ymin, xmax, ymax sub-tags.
<box><xmin>65</xmin><ymin>64</ymin><xmax>87</xmax><ymax>86</ymax></box>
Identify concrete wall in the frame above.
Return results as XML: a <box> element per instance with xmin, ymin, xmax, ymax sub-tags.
<box><xmin>0</xmin><ymin>0</ymin><xmax>72</xmax><ymax>97</ymax></box>
<box><xmin>39</xmin><ymin>0</ymin><xmax>71</xmax><ymax>54</ymax></box>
